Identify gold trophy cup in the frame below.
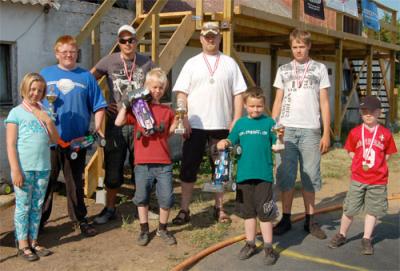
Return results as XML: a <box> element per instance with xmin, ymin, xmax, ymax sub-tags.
<box><xmin>175</xmin><ymin>98</ymin><xmax>187</xmax><ymax>134</ymax></box>
<box><xmin>46</xmin><ymin>85</ymin><xmax>58</xmax><ymax>120</ymax></box>
<box><xmin>271</xmin><ymin>117</ymin><xmax>285</xmax><ymax>151</ymax></box>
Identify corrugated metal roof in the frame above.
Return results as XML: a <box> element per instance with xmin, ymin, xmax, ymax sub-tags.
<box><xmin>1</xmin><ymin>0</ymin><xmax>59</xmax><ymax>8</ymax></box>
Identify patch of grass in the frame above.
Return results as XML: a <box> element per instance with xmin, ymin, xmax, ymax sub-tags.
<box><xmin>183</xmin><ymin>223</ymin><xmax>231</xmax><ymax>249</ymax></box>
<box><xmin>121</xmin><ymin>215</ymin><xmax>134</xmax><ymax>231</ymax></box>
<box><xmin>321</xmin><ymin>147</ymin><xmax>351</xmax><ymax>179</ymax></box>
<box><xmin>388</xmin><ymin>132</ymin><xmax>400</xmax><ymax>172</ymax></box>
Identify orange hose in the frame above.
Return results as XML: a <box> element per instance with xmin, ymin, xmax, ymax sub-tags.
<box><xmin>171</xmin><ymin>195</ymin><xmax>400</xmax><ymax>271</ymax></box>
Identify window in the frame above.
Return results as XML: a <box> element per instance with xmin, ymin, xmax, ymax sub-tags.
<box><xmin>0</xmin><ymin>44</ymin><xmax>12</xmax><ymax>105</ymax></box>
<box><xmin>243</xmin><ymin>61</ymin><xmax>261</xmax><ymax>86</ymax></box>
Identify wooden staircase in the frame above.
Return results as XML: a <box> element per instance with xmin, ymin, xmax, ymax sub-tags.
<box><xmin>352</xmin><ymin>59</ymin><xmax>391</xmax><ymax>123</ymax></box>
<box><xmin>79</xmin><ymin>0</ymin><xmax>196</xmax><ymax>197</ymax></box>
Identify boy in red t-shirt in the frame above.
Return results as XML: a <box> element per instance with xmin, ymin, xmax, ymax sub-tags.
<box><xmin>328</xmin><ymin>96</ymin><xmax>397</xmax><ymax>255</ymax></box>
<box><xmin>115</xmin><ymin>68</ymin><xmax>178</xmax><ymax>246</ymax></box>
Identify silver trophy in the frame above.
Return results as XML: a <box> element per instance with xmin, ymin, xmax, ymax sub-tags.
<box><xmin>175</xmin><ymin>98</ymin><xmax>187</xmax><ymax>134</ymax></box>
<box><xmin>271</xmin><ymin>117</ymin><xmax>285</xmax><ymax>151</ymax></box>
<box><xmin>46</xmin><ymin>85</ymin><xmax>58</xmax><ymax>120</ymax></box>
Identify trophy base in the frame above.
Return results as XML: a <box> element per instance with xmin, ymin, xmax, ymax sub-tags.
<box><xmin>272</xmin><ymin>143</ymin><xmax>285</xmax><ymax>151</ymax></box>
<box><xmin>174</xmin><ymin>128</ymin><xmax>186</xmax><ymax>134</ymax></box>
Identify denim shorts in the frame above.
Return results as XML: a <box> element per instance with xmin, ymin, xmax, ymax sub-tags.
<box><xmin>104</xmin><ymin>120</ymin><xmax>134</xmax><ymax>189</ymax></box>
<box><xmin>343</xmin><ymin>180</ymin><xmax>387</xmax><ymax>217</ymax></box>
<box><xmin>133</xmin><ymin>164</ymin><xmax>174</xmax><ymax>209</ymax></box>
<box><xmin>276</xmin><ymin>127</ymin><xmax>322</xmax><ymax>192</ymax></box>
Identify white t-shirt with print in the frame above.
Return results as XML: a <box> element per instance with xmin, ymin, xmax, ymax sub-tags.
<box><xmin>173</xmin><ymin>52</ymin><xmax>247</xmax><ymax>130</ymax></box>
<box><xmin>273</xmin><ymin>59</ymin><xmax>330</xmax><ymax>129</ymax></box>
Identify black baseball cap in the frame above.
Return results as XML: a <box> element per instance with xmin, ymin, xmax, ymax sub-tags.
<box><xmin>360</xmin><ymin>96</ymin><xmax>381</xmax><ymax>111</ymax></box>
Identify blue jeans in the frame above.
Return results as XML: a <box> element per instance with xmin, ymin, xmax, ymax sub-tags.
<box><xmin>133</xmin><ymin>164</ymin><xmax>174</xmax><ymax>209</ymax></box>
<box><xmin>14</xmin><ymin>170</ymin><xmax>49</xmax><ymax>241</ymax></box>
<box><xmin>276</xmin><ymin>127</ymin><xmax>321</xmax><ymax>192</ymax></box>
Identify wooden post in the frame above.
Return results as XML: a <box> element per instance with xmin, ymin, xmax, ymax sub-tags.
<box><xmin>270</xmin><ymin>46</ymin><xmax>278</xmax><ymax>110</ymax></box>
<box><xmin>91</xmin><ymin>24</ymin><xmax>101</xmax><ymax>67</ymax></box>
<box><xmin>391</xmin><ymin>10</ymin><xmax>397</xmax><ymax>44</ymax></box>
<box><xmin>151</xmin><ymin>14</ymin><xmax>159</xmax><ymax>65</ymax></box>
<box><xmin>195</xmin><ymin>0</ymin><xmax>203</xmax><ymax>30</ymax></box>
<box><xmin>333</xmin><ymin>39</ymin><xmax>343</xmax><ymax>145</ymax></box>
<box><xmin>336</xmin><ymin>13</ymin><xmax>343</xmax><ymax>32</ymax></box>
<box><xmin>292</xmin><ymin>0</ymin><xmax>300</xmax><ymax>21</ymax></box>
<box><xmin>136</xmin><ymin>0</ymin><xmax>143</xmax><ymax>17</ymax></box>
<box><xmin>366</xmin><ymin>46</ymin><xmax>373</xmax><ymax>96</ymax></box>
<box><xmin>223</xmin><ymin>0</ymin><xmax>233</xmax><ymax>56</ymax></box>
<box><xmin>389</xmin><ymin>50</ymin><xmax>396</xmax><ymax>123</ymax></box>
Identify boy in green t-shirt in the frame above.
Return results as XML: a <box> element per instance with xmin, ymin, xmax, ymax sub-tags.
<box><xmin>217</xmin><ymin>86</ymin><xmax>283</xmax><ymax>265</ymax></box>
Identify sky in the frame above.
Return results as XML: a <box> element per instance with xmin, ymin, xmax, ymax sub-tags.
<box><xmin>377</xmin><ymin>0</ymin><xmax>400</xmax><ymax>19</ymax></box>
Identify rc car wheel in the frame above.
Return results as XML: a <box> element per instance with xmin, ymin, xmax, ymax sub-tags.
<box><xmin>0</xmin><ymin>183</ymin><xmax>12</xmax><ymax>195</ymax></box>
<box><xmin>231</xmin><ymin>182</ymin><xmax>237</xmax><ymax>192</ymax></box>
<box><xmin>234</xmin><ymin>145</ymin><xmax>242</xmax><ymax>155</ymax></box>
<box><xmin>99</xmin><ymin>138</ymin><xmax>106</xmax><ymax>147</ymax></box>
<box><xmin>70</xmin><ymin>152</ymin><xmax>78</xmax><ymax>160</ymax></box>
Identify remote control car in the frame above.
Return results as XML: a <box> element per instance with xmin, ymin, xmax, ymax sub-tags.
<box><xmin>203</xmin><ymin>144</ymin><xmax>241</xmax><ymax>193</ymax></box>
<box><xmin>60</xmin><ymin>132</ymin><xmax>106</xmax><ymax>160</ymax></box>
<box><xmin>126</xmin><ymin>87</ymin><xmax>164</xmax><ymax>139</ymax></box>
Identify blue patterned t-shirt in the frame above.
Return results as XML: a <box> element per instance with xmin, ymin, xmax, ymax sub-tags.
<box><xmin>5</xmin><ymin>105</ymin><xmax>50</xmax><ymax>171</ymax></box>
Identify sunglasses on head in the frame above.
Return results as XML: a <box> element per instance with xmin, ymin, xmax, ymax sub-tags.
<box><xmin>119</xmin><ymin>37</ymin><xmax>136</xmax><ymax>44</ymax></box>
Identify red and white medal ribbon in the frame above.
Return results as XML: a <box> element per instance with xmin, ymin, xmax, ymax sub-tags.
<box><xmin>203</xmin><ymin>53</ymin><xmax>220</xmax><ymax>83</ymax></box>
<box><xmin>22</xmin><ymin>100</ymin><xmax>49</xmax><ymax>137</ymax></box>
<box><xmin>361</xmin><ymin>123</ymin><xmax>378</xmax><ymax>166</ymax></box>
<box><xmin>293</xmin><ymin>60</ymin><xmax>311</xmax><ymax>88</ymax></box>
<box><xmin>120</xmin><ymin>53</ymin><xmax>137</xmax><ymax>82</ymax></box>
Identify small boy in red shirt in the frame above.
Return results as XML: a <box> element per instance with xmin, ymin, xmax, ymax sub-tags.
<box><xmin>115</xmin><ymin>68</ymin><xmax>178</xmax><ymax>246</ymax></box>
<box><xmin>328</xmin><ymin>96</ymin><xmax>397</xmax><ymax>255</ymax></box>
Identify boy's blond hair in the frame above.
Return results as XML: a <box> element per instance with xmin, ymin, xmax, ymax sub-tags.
<box><xmin>53</xmin><ymin>35</ymin><xmax>78</xmax><ymax>52</ymax></box>
<box><xmin>289</xmin><ymin>29</ymin><xmax>312</xmax><ymax>46</ymax></box>
<box><xmin>145</xmin><ymin>67</ymin><xmax>168</xmax><ymax>88</ymax></box>
<box><xmin>243</xmin><ymin>86</ymin><xmax>266</xmax><ymax>104</ymax></box>
<box><xmin>20</xmin><ymin>73</ymin><xmax>47</xmax><ymax>100</ymax></box>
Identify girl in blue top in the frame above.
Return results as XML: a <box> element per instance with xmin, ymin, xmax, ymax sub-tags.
<box><xmin>6</xmin><ymin>73</ymin><xmax>60</xmax><ymax>261</ymax></box>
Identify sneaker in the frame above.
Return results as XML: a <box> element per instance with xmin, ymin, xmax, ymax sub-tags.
<box><xmin>361</xmin><ymin>238</ymin><xmax>373</xmax><ymax>255</ymax></box>
<box><xmin>304</xmin><ymin>222</ymin><xmax>327</xmax><ymax>239</ymax></box>
<box><xmin>264</xmin><ymin>247</ymin><xmax>279</xmax><ymax>265</ymax></box>
<box><xmin>156</xmin><ymin>229</ymin><xmax>177</xmax><ymax>245</ymax></box>
<box><xmin>238</xmin><ymin>241</ymin><xmax>256</xmax><ymax>260</ymax></box>
<box><xmin>137</xmin><ymin>231</ymin><xmax>150</xmax><ymax>246</ymax></box>
<box><xmin>328</xmin><ymin>233</ymin><xmax>346</xmax><ymax>248</ymax></box>
<box><xmin>148</xmin><ymin>210</ymin><xmax>160</xmax><ymax>220</ymax></box>
<box><xmin>93</xmin><ymin>208</ymin><xmax>116</xmax><ymax>225</ymax></box>
<box><xmin>273</xmin><ymin>219</ymin><xmax>292</xmax><ymax>235</ymax></box>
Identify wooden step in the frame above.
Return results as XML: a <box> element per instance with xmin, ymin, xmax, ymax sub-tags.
<box><xmin>138</xmin><ymin>11</ymin><xmax>192</xmax><ymax>19</ymax></box>
<box><xmin>138</xmin><ymin>38</ymin><xmax>170</xmax><ymax>45</ymax></box>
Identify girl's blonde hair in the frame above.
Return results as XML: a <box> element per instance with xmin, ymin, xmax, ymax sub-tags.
<box><xmin>20</xmin><ymin>73</ymin><xmax>47</xmax><ymax>100</ymax></box>
<box><xmin>145</xmin><ymin>67</ymin><xmax>168</xmax><ymax>88</ymax></box>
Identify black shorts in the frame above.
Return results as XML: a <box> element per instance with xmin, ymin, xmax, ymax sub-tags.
<box><xmin>235</xmin><ymin>180</ymin><xmax>278</xmax><ymax>222</ymax></box>
<box><xmin>179</xmin><ymin>129</ymin><xmax>229</xmax><ymax>183</ymax></box>
<box><xmin>104</xmin><ymin>119</ymin><xmax>134</xmax><ymax>189</ymax></box>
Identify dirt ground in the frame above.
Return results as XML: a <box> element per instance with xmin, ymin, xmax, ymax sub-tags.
<box><xmin>1</xmin><ymin>169</ymin><xmax>399</xmax><ymax>271</ymax></box>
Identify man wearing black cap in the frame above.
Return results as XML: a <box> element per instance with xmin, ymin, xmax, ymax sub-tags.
<box><xmin>172</xmin><ymin>22</ymin><xmax>247</xmax><ymax>224</ymax></box>
<box><xmin>328</xmin><ymin>95</ymin><xmax>397</xmax><ymax>255</ymax></box>
<box><xmin>91</xmin><ymin>25</ymin><xmax>155</xmax><ymax>224</ymax></box>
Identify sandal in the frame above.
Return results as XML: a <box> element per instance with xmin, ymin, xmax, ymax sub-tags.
<box><xmin>79</xmin><ymin>221</ymin><xmax>97</xmax><ymax>237</ymax></box>
<box><xmin>214</xmin><ymin>207</ymin><xmax>231</xmax><ymax>223</ymax></box>
<box><xmin>31</xmin><ymin>243</ymin><xmax>52</xmax><ymax>257</ymax></box>
<box><xmin>17</xmin><ymin>246</ymin><xmax>39</xmax><ymax>262</ymax></box>
<box><xmin>172</xmin><ymin>209</ymin><xmax>190</xmax><ymax>225</ymax></box>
